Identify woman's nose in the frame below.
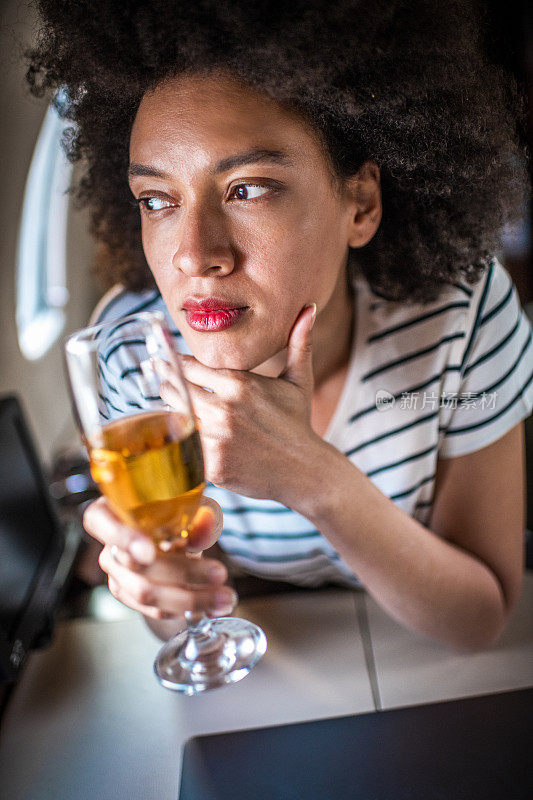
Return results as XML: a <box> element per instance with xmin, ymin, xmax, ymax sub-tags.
<box><xmin>172</xmin><ymin>205</ymin><xmax>235</xmax><ymax>277</ymax></box>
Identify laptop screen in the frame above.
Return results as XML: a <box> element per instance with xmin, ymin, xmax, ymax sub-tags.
<box><xmin>179</xmin><ymin>688</ymin><xmax>533</xmax><ymax>800</ymax></box>
<box><xmin>0</xmin><ymin>397</ymin><xmax>61</xmax><ymax>642</ymax></box>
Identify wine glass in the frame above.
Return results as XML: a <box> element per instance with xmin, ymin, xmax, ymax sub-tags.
<box><xmin>65</xmin><ymin>310</ymin><xmax>267</xmax><ymax>694</ymax></box>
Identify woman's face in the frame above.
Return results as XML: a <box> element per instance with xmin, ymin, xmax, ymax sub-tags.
<box><xmin>129</xmin><ymin>74</ymin><xmax>365</xmax><ymax>370</ymax></box>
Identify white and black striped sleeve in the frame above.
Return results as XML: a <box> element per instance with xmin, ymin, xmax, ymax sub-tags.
<box><xmin>439</xmin><ymin>259</ymin><xmax>533</xmax><ymax>458</ymax></box>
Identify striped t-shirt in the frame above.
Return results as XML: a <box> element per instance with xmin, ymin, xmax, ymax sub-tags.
<box><xmin>94</xmin><ymin>258</ymin><xmax>533</xmax><ymax>588</ymax></box>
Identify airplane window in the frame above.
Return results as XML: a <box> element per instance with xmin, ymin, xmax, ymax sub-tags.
<box><xmin>16</xmin><ymin>89</ymin><xmax>73</xmax><ymax>361</ymax></box>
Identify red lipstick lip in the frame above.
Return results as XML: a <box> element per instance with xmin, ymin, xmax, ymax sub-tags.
<box><xmin>182</xmin><ymin>297</ymin><xmax>247</xmax><ymax>312</ymax></box>
<box><xmin>183</xmin><ymin>305</ymin><xmax>248</xmax><ymax>332</ymax></box>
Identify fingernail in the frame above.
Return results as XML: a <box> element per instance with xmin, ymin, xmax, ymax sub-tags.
<box><xmin>129</xmin><ymin>538</ymin><xmax>156</xmax><ymax>564</ymax></box>
<box><xmin>159</xmin><ymin>382</ymin><xmax>170</xmax><ymax>403</ymax></box>
<box><xmin>150</xmin><ymin>356</ymin><xmax>170</xmax><ymax>378</ymax></box>
<box><xmin>307</xmin><ymin>303</ymin><xmax>317</xmax><ymax>329</ymax></box>
<box><xmin>213</xmin><ymin>588</ymin><xmax>237</xmax><ymax>614</ymax></box>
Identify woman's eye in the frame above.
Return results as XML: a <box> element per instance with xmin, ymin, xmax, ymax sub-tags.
<box><xmin>230</xmin><ymin>184</ymin><xmax>271</xmax><ymax>201</ymax></box>
<box><xmin>138</xmin><ymin>197</ymin><xmax>174</xmax><ymax>213</ymax></box>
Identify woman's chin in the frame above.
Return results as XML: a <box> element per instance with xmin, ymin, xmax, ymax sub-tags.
<box><xmin>181</xmin><ymin>326</ymin><xmax>286</xmax><ymax>372</ymax></box>
<box><xmin>190</xmin><ymin>346</ymin><xmax>266</xmax><ymax>372</ymax></box>
<box><xmin>190</xmin><ymin>341</ymin><xmax>284</xmax><ymax>372</ymax></box>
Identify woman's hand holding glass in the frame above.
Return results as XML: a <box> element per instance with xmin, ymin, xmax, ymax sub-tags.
<box><xmin>84</xmin><ymin>497</ymin><xmax>237</xmax><ymax>623</ymax></box>
<box><xmin>65</xmin><ymin>311</ymin><xmax>266</xmax><ymax>693</ymax></box>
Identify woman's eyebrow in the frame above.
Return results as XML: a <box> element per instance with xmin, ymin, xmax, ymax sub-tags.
<box><xmin>128</xmin><ymin>148</ymin><xmax>294</xmax><ymax>180</ymax></box>
<box><xmin>212</xmin><ymin>148</ymin><xmax>294</xmax><ymax>174</ymax></box>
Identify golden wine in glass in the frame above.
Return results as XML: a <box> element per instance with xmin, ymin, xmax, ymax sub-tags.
<box><xmin>89</xmin><ymin>410</ymin><xmax>205</xmax><ymax>546</ymax></box>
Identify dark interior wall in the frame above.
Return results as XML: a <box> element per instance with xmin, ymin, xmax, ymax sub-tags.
<box><xmin>484</xmin><ymin>0</ymin><xmax>533</xmax><ymax>305</ymax></box>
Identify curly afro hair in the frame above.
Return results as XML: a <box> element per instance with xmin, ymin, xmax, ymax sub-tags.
<box><xmin>27</xmin><ymin>0</ymin><xmax>528</xmax><ymax>304</ymax></box>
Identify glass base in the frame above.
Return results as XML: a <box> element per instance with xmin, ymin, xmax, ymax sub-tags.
<box><xmin>153</xmin><ymin>616</ymin><xmax>267</xmax><ymax>695</ymax></box>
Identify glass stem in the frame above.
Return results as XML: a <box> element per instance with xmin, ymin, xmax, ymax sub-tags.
<box><xmin>184</xmin><ymin>610</ymin><xmax>212</xmax><ymax>631</ymax></box>
<box><xmin>181</xmin><ymin>611</ymin><xmax>234</xmax><ymax>674</ymax></box>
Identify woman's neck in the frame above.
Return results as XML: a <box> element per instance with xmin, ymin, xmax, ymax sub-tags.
<box><xmin>312</xmin><ymin>273</ymin><xmax>355</xmax><ymax>388</ymax></box>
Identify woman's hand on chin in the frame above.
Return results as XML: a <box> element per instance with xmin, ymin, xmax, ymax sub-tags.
<box><xmin>160</xmin><ymin>304</ymin><xmax>324</xmax><ymax>503</ymax></box>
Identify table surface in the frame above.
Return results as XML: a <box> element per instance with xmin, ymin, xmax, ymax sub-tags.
<box><xmin>1</xmin><ymin>574</ymin><xmax>532</xmax><ymax>800</ymax></box>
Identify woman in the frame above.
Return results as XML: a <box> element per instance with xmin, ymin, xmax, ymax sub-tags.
<box><xmin>28</xmin><ymin>0</ymin><xmax>532</xmax><ymax>650</ymax></box>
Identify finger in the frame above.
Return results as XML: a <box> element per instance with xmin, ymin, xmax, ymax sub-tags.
<box><xmin>159</xmin><ymin>379</ymin><xmax>187</xmax><ymax>411</ymax></box>
<box><xmin>100</xmin><ymin>545</ymin><xmax>143</xmax><ymax>581</ymax></box>
<box><xmin>156</xmin><ymin>352</ymin><xmax>228</xmax><ymax>394</ymax></box>
<box><xmin>159</xmin><ymin>378</ymin><xmax>217</xmax><ymax>421</ymax></box>
<box><xmin>187</xmin><ymin>499</ymin><xmax>224</xmax><ymax>552</ymax></box>
<box><xmin>280</xmin><ymin>303</ymin><xmax>316</xmax><ymax>392</ymax></box>
<box><xmin>99</xmin><ymin>543</ymin><xmax>227</xmax><ymax>587</ymax></box>
<box><xmin>106</xmin><ymin>561</ymin><xmax>236</xmax><ymax>617</ymax></box>
<box><xmin>179</xmin><ymin>355</ymin><xmax>240</xmax><ymax>394</ymax></box>
<box><xmin>107</xmin><ymin>577</ymin><xmax>177</xmax><ymax>621</ymax></box>
<box><xmin>83</xmin><ymin>497</ymin><xmax>156</xmax><ymax>565</ymax></box>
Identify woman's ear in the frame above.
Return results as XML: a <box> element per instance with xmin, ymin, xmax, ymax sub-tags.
<box><xmin>344</xmin><ymin>161</ymin><xmax>382</xmax><ymax>248</ymax></box>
